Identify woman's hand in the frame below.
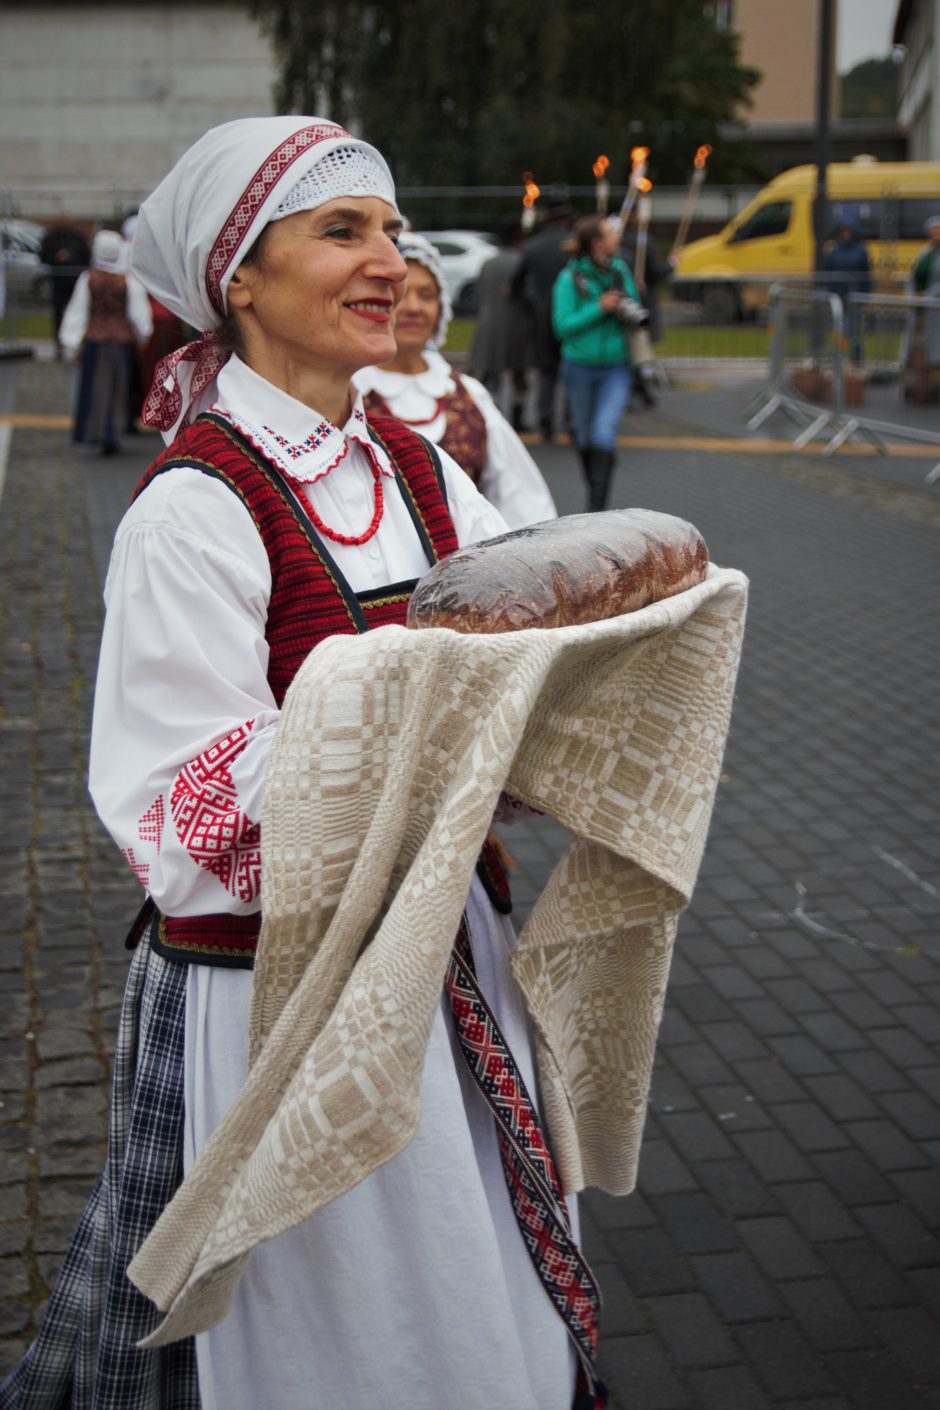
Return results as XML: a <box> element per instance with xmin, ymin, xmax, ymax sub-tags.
<box><xmin>600</xmin><ymin>290</ymin><xmax>623</xmax><ymax>314</ymax></box>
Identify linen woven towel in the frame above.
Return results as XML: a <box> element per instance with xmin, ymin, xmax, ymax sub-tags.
<box><xmin>129</xmin><ymin>565</ymin><xmax>748</xmax><ymax>1344</ymax></box>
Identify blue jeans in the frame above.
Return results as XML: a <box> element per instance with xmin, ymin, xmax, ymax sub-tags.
<box><xmin>561</xmin><ymin>360</ymin><xmax>632</xmax><ymax>451</ymax></box>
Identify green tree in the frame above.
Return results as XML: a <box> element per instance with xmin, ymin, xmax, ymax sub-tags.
<box><xmin>250</xmin><ymin>0</ymin><xmax>760</xmax><ymax>187</ymax></box>
<box><xmin>839</xmin><ymin>57</ymin><xmax>900</xmax><ymax>121</ymax></box>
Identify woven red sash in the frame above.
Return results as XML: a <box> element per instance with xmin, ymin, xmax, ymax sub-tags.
<box><xmin>446</xmin><ymin>917</ymin><xmax>605</xmax><ymax>1406</ymax></box>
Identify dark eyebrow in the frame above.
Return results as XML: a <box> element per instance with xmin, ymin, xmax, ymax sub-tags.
<box><xmin>318</xmin><ymin>205</ymin><xmax>404</xmax><ymax>237</ymax></box>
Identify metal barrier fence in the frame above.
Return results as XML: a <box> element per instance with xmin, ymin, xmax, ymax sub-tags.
<box><xmin>0</xmin><ymin>256</ymin><xmax>91</xmax><ymax>357</ymax></box>
<box><xmin>746</xmin><ymin>283</ymin><xmax>940</xmax><ymax>482</ymax></box>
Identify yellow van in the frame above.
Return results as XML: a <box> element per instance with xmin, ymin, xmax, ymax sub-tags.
<box><xmin>673</xmin><ymin>158</ymin><xmax>940</xmax><ymax>321</ymax></box>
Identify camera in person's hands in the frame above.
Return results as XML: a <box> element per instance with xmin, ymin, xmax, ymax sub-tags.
<box><xmin>613</xmin><ymin>296</ymin><xmax>651</xmax><ymax>329</ymax></box>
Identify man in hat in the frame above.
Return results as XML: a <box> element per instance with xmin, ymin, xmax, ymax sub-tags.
<box><xmin>510</xmin><ymin>201</ymin><xmax>573</xmax><ymax>439</ymax></box>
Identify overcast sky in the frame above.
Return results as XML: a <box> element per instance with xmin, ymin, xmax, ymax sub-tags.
<box><xmin>837</xmin><ymin>0</ymin><xmax>897</xmax><ymax>72</ymax></box>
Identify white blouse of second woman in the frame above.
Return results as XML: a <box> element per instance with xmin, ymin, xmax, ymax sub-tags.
<box><xmin>88</xmin><ymin>354</ymin><xmax>510</xmax><ymax>920</ymax></box>
<box><xmin>354</xmin><ymin>349</ymin><xmax>556</xmax><ymax>529</ymax></box>
<box><xmin>58</xmin><ymin>268</ymin><xmax>153</xmax><ymax>354</ymax></box>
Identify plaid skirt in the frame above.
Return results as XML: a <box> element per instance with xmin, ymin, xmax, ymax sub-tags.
<box><xmin>0</xmin><ymin>944</ymin><xmax>200</xmax><ymax>1409</ymax></box>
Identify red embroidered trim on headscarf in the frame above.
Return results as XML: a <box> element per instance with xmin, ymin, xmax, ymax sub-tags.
<box><xmin>142</xmin><ymin>336</ymin><xmax>228</xmax><ymax>432</ymax></box>
<box><xmin>143</xmin><ymin>121</ymin><xmax>351</xmax><ymax>433</ymax></box>
<box><xmin>204</xmin><ymin>121</ymin><xmax>350</xmax><ymax>317</ymax></box>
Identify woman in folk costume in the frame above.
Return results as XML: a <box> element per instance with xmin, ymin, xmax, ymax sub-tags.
<box><xmin>354</xmin><ymin>232</ymin><xmax>556</xmax><ymax>529</ymax></box>
<box><xmin>2</xmin><ymin>119</ymin><xmax>603</xmax><ymax>1410</ymax></box>
<box><xmin>59</xmin><ymin>228</ymin><xmax>153</xmax><ymax>454</ymax></box>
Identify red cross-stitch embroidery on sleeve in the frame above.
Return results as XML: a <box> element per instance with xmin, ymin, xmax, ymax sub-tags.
<box><xmin>138</xmin><ymin>796</ymin><xmax>166</xmax><ymax>854</ymax></box>
<box><xmin>170</xmin><ymin>722</ymin><xmax>261</xmax><ymax>902</ymax></box>
<box><xmin>122</xmin><ymin>847</ymin><xmax>150</xmax><ymax>888</ymax></box>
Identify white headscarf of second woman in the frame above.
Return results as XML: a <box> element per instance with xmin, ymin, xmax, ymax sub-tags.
<box><xmin>131</xmin><ymin>116</ymin><xmax>398</xmax><ymax>441</ymax></box>
<box><xmin>396</xmin><ymin>232</ymin><xmax>454</xmax><ymax>349</ymax></box>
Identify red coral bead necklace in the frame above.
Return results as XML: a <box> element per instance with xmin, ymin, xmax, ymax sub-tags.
<box><xmin>301</xmin><ymin>446</ymin><xmax>385</xmax><ymax>547</ymax></box>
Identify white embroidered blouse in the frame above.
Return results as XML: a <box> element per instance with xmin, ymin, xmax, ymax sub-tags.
<box><xmin>88</xmin><ymin>355</ymin><xmax>510</xmax><ymax>918</ymax></box>
<box><xmin>353</xmin><ymin>350</ymin><xmax>556</xmax><ymax>529</ymax></box>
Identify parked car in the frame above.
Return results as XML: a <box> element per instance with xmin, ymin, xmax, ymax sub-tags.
<box><xmin>0</xmin><ymin>219</ymin><xmax>52</xmax><ymax>304</ymax></box>
<box><xmin>413</xmin><ymin>230</ymin><xmax>499</xmax><ymax>315</ymax></box>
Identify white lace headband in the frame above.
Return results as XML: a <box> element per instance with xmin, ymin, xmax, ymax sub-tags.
<box><xmin>272</xmin><ymin>148</ymin><xmax>397</xmax><ymax>221</ymax></box>
<box><xmin>398</xmin><ymin>233</ymin><xmax>453</xmax><ymax>350</ymax></box>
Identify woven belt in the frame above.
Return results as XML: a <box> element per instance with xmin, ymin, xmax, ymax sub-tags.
<box><xmin>445</xmin><ymin>917</ymin><xmax>606</xmax><ymax>1409</ymax></box>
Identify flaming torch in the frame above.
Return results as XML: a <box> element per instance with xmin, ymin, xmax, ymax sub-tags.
<box><xmin>521</xmin><ymin>171</ymin><xmax>541</xmax><ymax>232</ymax></box>
<box><xmin>614</xmin><ymin>146</ymin><xmax>650</xmax><ymax>231</ymax></box>
<box><xmin>593</xmin><ymin>154</ymin><xmax>611</xmax><ymax>215</ymax></box>
<box><xmin>672</xmin><ymin>144</ymin><xmax>713</xmax><ymax>256</ymax></box>
<box><xmin>634</xmin><ymin>177</ymin><xmax>653</xmax><ymax>285</ymax></box>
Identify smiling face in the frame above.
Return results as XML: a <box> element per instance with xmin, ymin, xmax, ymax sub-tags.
<box><xmin>225</xmin><ymin>196</ymin><xmax>407</xmax><ymax>403</ymax></box>
<box><xmin>391</xmin><ymin>260</ymin><xmax>442</xmax><ymax>355</ymax></box>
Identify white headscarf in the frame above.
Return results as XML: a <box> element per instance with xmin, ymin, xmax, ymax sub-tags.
<box><xmin>397</xmin><ymin>232</ymin><xmax>453</xmax><ymax>349</ymax></box>
<box><xmin>131</xmin><ymin>117</ymin><xmax>397</xmax><ymax>441</ymax></box>
<box><xmin>91</xmin><ymin>229</ymin><xmax>126</xmax><ymax>273</ymax></box>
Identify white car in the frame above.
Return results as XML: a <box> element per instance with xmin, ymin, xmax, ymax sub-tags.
<box><xmin>413</xmin><ymin>230</ymin><xmax>499</xmax><ymax>315</ymax></box>
<box><xmin>1</xmin><ymin>219</ymin><xmax>51</xmax><ymax>302</ymax></box>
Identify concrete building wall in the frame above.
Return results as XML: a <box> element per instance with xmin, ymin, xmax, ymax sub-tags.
<box><xmin>1</xmin><ymin>2</ymin><xmax>279</xmax><ymax>216</ymax></box>
<box><xmin>733</xmin><ymin>0</ymin><xmax>823</xmax><ymax>123</ymax></box>
<box><xmin>895</xmin><ymin>0</ymin><xmax>940</xmax><ymax>159</ymax></box>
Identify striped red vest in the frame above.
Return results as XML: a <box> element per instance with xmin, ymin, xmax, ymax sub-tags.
<box><xmin>127</xmin><ymin>412</ymin><xmax>509</xmax><ymax>966</ymax></box>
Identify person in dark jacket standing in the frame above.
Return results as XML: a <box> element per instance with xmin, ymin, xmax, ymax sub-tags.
<box><xmin>510</xmin><ymin>203</ymin><xmax>572</xmax><ymax>439</ymax></box>
<box><xmin>822</xmin><ymin>219</ymin><xmax>872</xmax><ymax>365</ymax></box>
<box><xmin>552</xmin><ymin>215</ymin><xmax>640</xmax><ymax>512</ymax></box>
<box><xmin>469</xmin><ymin>224</ymin><xmax>532</xmax><ymax>430</ymax></box>
<box><xmin>39</xmin><ymin>216</ymin><xmax>91</xmax><ymax>359</ymax></box>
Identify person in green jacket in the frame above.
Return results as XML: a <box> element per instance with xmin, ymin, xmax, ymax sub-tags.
<box><xmin>910</xmin><ymin>216</ymin><xmax>940</xmax><ymax>370</ymax></box>
<box><xmin>552</xmin><ymin>215</ymin><xmax>643</xmax><ymax>511</ymax></box>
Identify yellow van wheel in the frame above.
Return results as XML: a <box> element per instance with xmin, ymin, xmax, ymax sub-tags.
<box><xmin>702</xmin><ymin>285</ymin><xmax>741</xmax><ymax>325</ymax></box>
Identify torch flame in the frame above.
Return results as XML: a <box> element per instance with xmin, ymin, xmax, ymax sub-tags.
<box><xmin>521</xmin><ymin>171</ymin><xmax>541</xmax><ymax>208</ymax></box>
<box><xmin>693</xmin><ymin>144</ymin><xmax>713</xmax><ymax>170</ymax></box>
<box><xmin>630</xmin><ymin>146</ymin><xmax>650</xmax><ymax>169</ymax></box>
<box><xmin>592</xmin><ymin>155</ymin><xmax>610</xmax><ymax>179</ymax></box>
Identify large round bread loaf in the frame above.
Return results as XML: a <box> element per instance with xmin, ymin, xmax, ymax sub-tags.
<box><xmin>406</xmin><ymin>508</ymin><xmax>708</xmax><ymax>633</ymax></box>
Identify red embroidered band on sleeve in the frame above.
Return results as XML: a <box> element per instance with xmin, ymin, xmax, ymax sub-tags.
<box><xmin>122</xmin><ymin>847</ymin><xmax>150</xmax><ymax>888</ymax></box>
<box><xmin>138</xmin><ymin>796</ymin><xmax>166</xmax><ymax>853</ymax></box>
<box><xmin>170</xmin><ymin>721</ymin><xmax>262</xmax><ymax>903</ymax></box>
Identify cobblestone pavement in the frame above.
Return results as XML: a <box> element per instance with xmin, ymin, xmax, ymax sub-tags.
<box><xmin>0</xmin><ymin>357</ymin><xmax>938</xmax><ymax>1409</ymax></box>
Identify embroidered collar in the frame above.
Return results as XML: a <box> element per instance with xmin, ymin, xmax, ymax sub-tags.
<box><xmin>213</xmin><ymin>355</ymin><xmax>396</xmax><ymax>485</ymax></box>
<box><xmin>357</xmin><ymin>348</ymin><xmax>456</xmax><ymax>405</ymax></box>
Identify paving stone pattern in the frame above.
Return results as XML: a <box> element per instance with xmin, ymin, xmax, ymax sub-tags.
<box><xmin>0</xmin><ymin>359</ymin><xmax>937</xmax><ymax>1409</ymax></box>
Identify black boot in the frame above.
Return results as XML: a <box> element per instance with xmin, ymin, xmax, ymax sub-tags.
<box><xmin>635</xmin><ymin>371</ymin><xmax>656</xmax><ymax>407</ymax></box>
<box><xmin>586</xmin><ymin>448</ymin><xmax>615</xmax><ymax>512</ymax></box>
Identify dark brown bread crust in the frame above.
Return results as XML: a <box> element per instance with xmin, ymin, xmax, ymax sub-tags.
<box><xmin>406</xmin><ymin>509</ymin><xmax>709</xmax><ymax>634</ymax></box>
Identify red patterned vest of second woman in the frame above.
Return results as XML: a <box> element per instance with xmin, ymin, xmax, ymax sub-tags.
<box><xmin>86</xmin><ymin>269</ymin><xmax>135</xmax><ymax>344</ymax></box>
<box><xmin>362</xmin><ymin>374</ymin><xmax>488</xmax><ymax>484</ymax></box>
<box><xmin>126</xmin><ymin>411</ymin><xmax>510</xmax><ymax>967</ymax></box>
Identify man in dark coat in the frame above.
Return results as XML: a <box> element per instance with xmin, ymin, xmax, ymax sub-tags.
<box><xmin>39</xmin><ymin>217</ymin><xmax>91</xmax><ymax>358</ymax></box>
<box><xmin>822</xmin><ymin>219</ymin><xmax>872</xmax><ymax>365</ymax></box>
<box><xmin>469</xmin><ymin>225</ymin><xmax>531</xmax><ymax>431</ymax></box>
<box><xmin>510</xmin><ymin>203</ymin><xmax>572</xmax><ymax>439</ymax></box>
